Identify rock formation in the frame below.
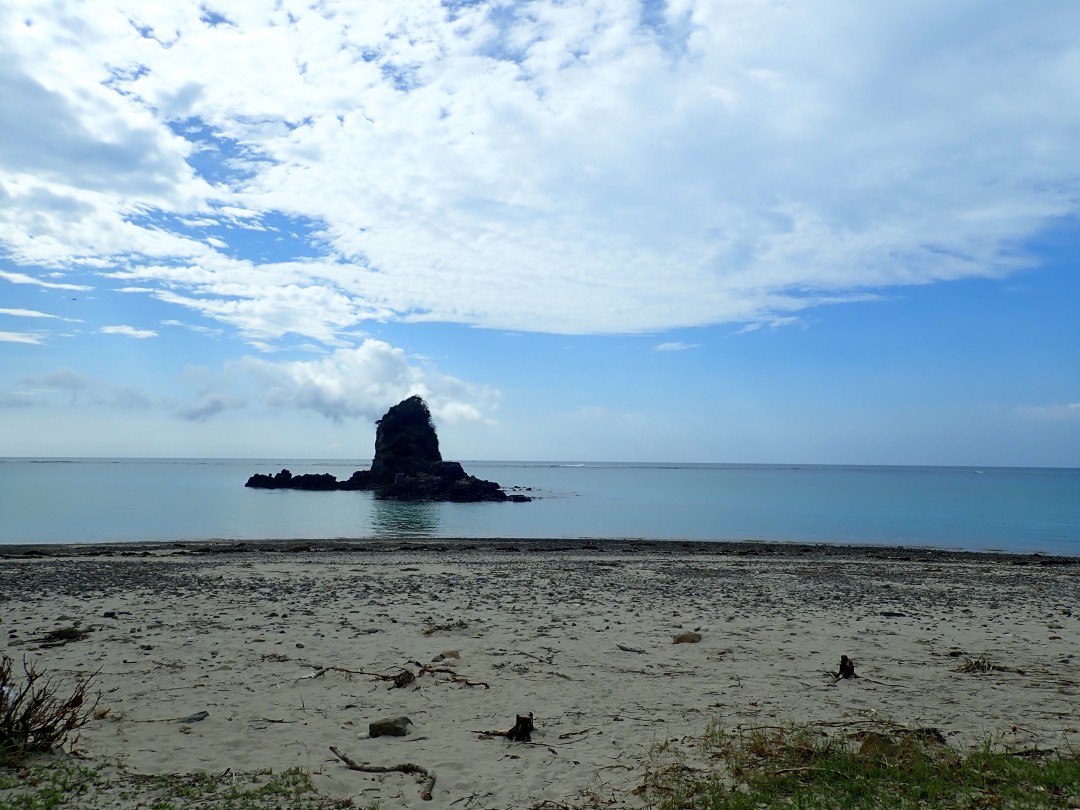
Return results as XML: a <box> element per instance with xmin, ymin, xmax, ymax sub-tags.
<box><xmin>246</xmin><ymin>396</ymin><xmax>529</xmax><ymax>502</ymax></box>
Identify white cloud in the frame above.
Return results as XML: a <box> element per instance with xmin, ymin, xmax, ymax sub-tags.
<box><xmin>1019</xmin><ymin>402</ymin><xmax>1080</xmax><ymax>421</ymax></box>
<box><xmin>0</xmin><ymin>308</ymin><xmax>59</xmax><ymax>318</ymax></box>
<box><xmin>0</xmin><ymin>367</ymin><xmax>151</xmax><ymax>408</ymax></box>
<box><xmin>100</xmin><ymin>324</ymin><xmax>158</xmax><ymax>338</ymax></box>
<box><xmin>176</xmin><ymin>338</ymin><xmax>497</xmax><ymax>424</ymax></box>
<box><xmin>0</xmin><ymin>331</ymin><xmax>43</xmax><ymax>344</ymax></box>
<box><xmin>655</xmin><ymin>341</ymin><xmax>699</xmax><ymax>352</ymax></box>
<box><xmin>1</xmin><ymin>2</ymin><xmax>1079</xmax><ymax>339</ymax></box>
<box><xmin>161</xmin><ymin>319</ymin><xmax>223</xmax><ymax>337</ymax></box>
<box><xmin>731</xmin><ymin>316</ymin><xmax>801</xmax><ymax>336</ymax></box>
<box><xmin>0</xmin><ymin>269</ymin><xmax>91</xmax><ymax>291</ymax></box>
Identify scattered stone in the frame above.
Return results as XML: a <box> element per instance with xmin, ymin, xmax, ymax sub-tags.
<box><xmin>673</xmin><ymin>631</ymin><xmax>702</xmax><ymax>644</ymax></box>
<box><xmin>369</xmin><ymin>716</ymin><xmax>413</xmax><ymax>738</ymax></box>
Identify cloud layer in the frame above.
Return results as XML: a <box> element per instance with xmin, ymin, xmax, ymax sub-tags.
<box><xmin>176</xmin><ymin>339</ymin><xmax>494</xmax><ymax>425</ymax></box>
<box><xmin>3</xmin><ymin>1</ymin><xmax>1079</xmax><ymax>341</ymax></box>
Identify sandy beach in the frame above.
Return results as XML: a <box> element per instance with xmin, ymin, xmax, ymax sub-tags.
<box><xmin>2</xmin><ymin>539</ymin><xmax>1078</xmax><ymax>808</ymax></box>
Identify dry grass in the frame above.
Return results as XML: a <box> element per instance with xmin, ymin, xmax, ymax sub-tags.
<box><xmin>0</xmin><ymin>656</ymin><xmax>99</xmax><ymax>764</ymax></box>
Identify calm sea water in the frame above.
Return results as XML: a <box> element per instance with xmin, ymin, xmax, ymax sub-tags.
<box><xmin>1</xmin><ymin>459</ymin><xmax>1078</xmax><ymax>555</ymax></box>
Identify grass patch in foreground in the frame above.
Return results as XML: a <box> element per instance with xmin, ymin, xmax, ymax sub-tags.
<box><xmin>641</xmin><ymin>723</ymin><xmax>1080</xmax><ymax>810</ymax></box>
<box><xmin>0</xmin><ymin>761</ymin><xmax>356</xmax><ymax>809</ymax></box>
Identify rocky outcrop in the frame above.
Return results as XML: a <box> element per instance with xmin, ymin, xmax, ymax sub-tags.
<box><xmin>244</xmin><ymin>469</ymin><xmax>340</xmax><ymax>491</ymax></box>
<box><xmin>245</xmin><ymin>396</ymin><xmax>529</xmax><ymax>502</ymax></box>
<box><xmin>370</xmin><ymin>395</ymin><xmax>444</xmax><ymax>480</ymax></box>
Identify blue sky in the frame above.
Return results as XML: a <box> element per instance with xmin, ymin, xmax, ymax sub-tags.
<box><xmin>1</xmin><ymin>0</ymin><xmax>1078</xmax><ymax>466</ymax></box>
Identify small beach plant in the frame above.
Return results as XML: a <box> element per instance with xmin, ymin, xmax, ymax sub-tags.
<box><xmin>0</xmin><ymin>655</ymin><xmax>98</xmax><ymax>764</ymax></box>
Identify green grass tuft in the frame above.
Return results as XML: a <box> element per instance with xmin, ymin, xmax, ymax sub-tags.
<box><xmin>640</xmin><ymin>722</ymin><xmax>1080</xmax><ymax>810</ymax></box>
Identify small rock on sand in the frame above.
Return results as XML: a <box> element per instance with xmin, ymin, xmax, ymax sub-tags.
<box><xmin>368</xmin><ymin>716</ymin><xmax>413</xmax><ymax>737</ymax></box>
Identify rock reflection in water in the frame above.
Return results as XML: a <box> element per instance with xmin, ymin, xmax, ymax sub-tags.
<box><xmin>372</xmin><ymin>499</ymin><xmax>439</xmax><ymax>536</ymax></box>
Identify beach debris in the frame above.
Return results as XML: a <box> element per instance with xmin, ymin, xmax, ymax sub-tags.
<box><xmin>508</xmin><ymin>713</ymin><xmax>535</xmax><ymax>742</ymax></box>
<box><xmin>416</xmin><ymin>665</ymin><xmax>490</xmax><ymax>689</ymax></box>
<box><xmin>32</xmin><ymin>625</ymin><xmax>92</xmax><ymax>648</ymax></box>
<box><xmin>955</xmin><ymin>655</ymin><xmax>1025</xmax><ymax>675</ymax></box>
<box><xmin>834</xmin><ymin>655</ymin><xmax>858</xmax><ymax>680</ymax></box>
<box><xmin>473</xmin><ymin>712</ymin><xmax>536</xmax><ymax>743</ymax></box>
<box><xmin>330</xmin><ymin>745</ymin><xmax>436</xmax><ymax>801</ymax></box>
<box><xmin>294</xmin><ymin>663</ymin><xmax>487</xmax><ymax>689</ymax></box>
<box><xmin>673</xmin><ymin>631</ymin><xmax>702</xmax><ymax>644</ymax></box>
<box><xmin>423</xmin><ymin>618</ymin><xmax>469</xmax><ymax>636</ymax></box>
<box><xmin>369</xmin><ymin>716</ymin><xmax>413</xmax><ymax>737</ymax></box>
<box><xmin>617</xmin><ymin>644</ymin><xmax>647</xmax><ymax>654</ymax></box>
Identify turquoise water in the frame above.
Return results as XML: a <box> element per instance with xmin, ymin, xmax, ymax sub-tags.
<box><xmin>1</xmin><ymin>458</ymin><xmax>1078</xmax><ymax>555</ymax></box>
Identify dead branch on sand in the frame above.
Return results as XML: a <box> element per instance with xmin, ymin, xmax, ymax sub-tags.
<box><xmin>329</xmin><ymin>745</ymin><xmax>435</xmax><ymax>801</ymax></box>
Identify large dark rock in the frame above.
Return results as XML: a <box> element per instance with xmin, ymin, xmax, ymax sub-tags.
<box><xmin>370</xmin><ymin>396</ymin><xmax>443</xmax><ymax>481</ymax></box>
<box><xmin>245</xmin><ymin>396</ymin><xmax>529</xmax><ymax>503</ymax></box>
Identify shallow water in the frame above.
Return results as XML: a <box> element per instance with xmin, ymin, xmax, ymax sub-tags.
<box><xmin>1</xmin><ymin>458</ymin><xmax>1077</xmax><ymax>554</ymax></box>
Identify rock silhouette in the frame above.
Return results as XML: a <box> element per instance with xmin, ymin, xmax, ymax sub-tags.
<box><xmin>246</xmin><ymin>396</ymin><xmax>529</xmax><ymax>502</ymax></box>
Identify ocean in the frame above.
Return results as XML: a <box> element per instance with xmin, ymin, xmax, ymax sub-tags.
<box><xmin>1</xmin><ymin>458</ymin><xmax>1078</xmax><ymax>555</ymax></box>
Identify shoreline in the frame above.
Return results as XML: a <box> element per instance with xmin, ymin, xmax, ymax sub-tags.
<box><xmin>2</xmin><ymin>542</ymin><xmax>1078</xmax><ymax>807</ymax></box>
<box><xmin>2</xmin><ymin>535</ymin><xmax>1079</xmax><ymax>564</ymax></box>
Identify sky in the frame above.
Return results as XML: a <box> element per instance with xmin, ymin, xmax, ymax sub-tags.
<box><xmin>1</xmin><ymin>0</ymin><xmax>1078</xmax><ymax>466</ymax></box>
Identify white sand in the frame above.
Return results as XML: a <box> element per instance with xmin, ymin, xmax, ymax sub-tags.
<box><xmin>2</xmin><ymin>541</ymin><xmax>1078</xmax><ymax>807</ymax></box>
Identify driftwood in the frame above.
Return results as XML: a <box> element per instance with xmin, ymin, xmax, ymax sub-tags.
<box><xmin>416</xmin><ymin>665</ymin><xmax>490</xmax><ymax>689</ymax></box>
<box><xmin>834</xmin><ymin>655</ymin><xmax>857</xmax><ymax>681</ymax></box>
<box><xmin>422</xmin><ymin>619</ymin><xmax>469</xmax><ymax>636</ymax></box>
<box><xmin>474</xmin><ymin>712</ymin><xmax>535</xmax><ymax>742</ymax></box>
<box><xmin>955</xmin><ymin>655</ymin><xmax>1025</xmax><ymax>675</ymax></box>
<box><xmin>508</xmin><ymin>712</ymin><xmax>535</xmax><ymax>742</ymax></box>
<box><xmin>32</xmin><ymin>626</ymin><xmax>93</xmax><ymax>648</ymax></box>
<box><xmin>297</xmin><ymin>664</ymin><xmax>488</xmax><ymax>689</ymax></box>
<box><xmin>329</xmin><ymin>745</ymin><xmax>435</xmax><ymax>801</ymax></box>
